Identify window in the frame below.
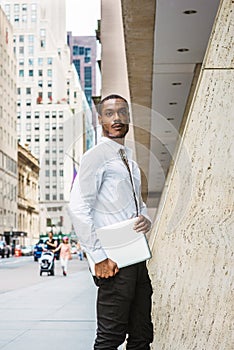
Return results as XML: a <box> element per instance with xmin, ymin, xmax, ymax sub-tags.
<box><xmin>26</xmin><ymin>112</ymin><xmax>31</xmax><ymax>119</ymax></box>
<box><xmin>29</xmin><ymin>70</ymin><xmax>33</xmax><ymax>77</ymax></box>
<box><xmin>74</xmin><ymin>59</ymin><xmax>80</xmax><ymax>77</ymax></box>
<box><xmin>28</xmin><ymin>58</ymin><xmax>33</xmax><ymax>65</ymax></box>
<box><xmin>14</xmin><ymin>4</ymin><xmax>19</xmax><ymax>12</ymax></box>
<box><xmin>14</xmin><ymin>15</ymin><xmax>19</xmax><ymax>22</ymax></box>
<box><xmin>38</xmin><ymin>70</ymin><xmax>43</xmax><ymax>76</ymax></box>
<box><xmin>60</xmin><ymin>194</ymin><xmax>64</xmax><ymax>200</ymax></box>
<box><xmin>45</xmin><ymin>135</ymin><xmax>49</xmax><ymax>141</ymax></box>
<box><xmin>47</xmin><ymin>57</ymin><xmax>52</xmax><ymax>65</ymax></box>
<box><xmin>40</xmin><ymin>40</ymin><xmax>46</xmax><ymax>48</ymax></box>
<box><xmin>34</xmin><ymin>111</ymin><xmax>39</xmax><ymax>118</ymax></box>
<box><xmin>52</xmin><ymin>194</ymin><xmax>57</xmax><ymax>200</ymax></box>
<box><xmin>26</xmin><ymin>136</ymin><xmax>31</xmax><ymax>142</ymax></box>
<box><xmin>19</xmin><ymin>59</ymin><xmax>24</xmax><ymax>65</ymax></box>
<box><xmin>79</xmin><ymin>47</ymin><xmax>84</xmax><ymax>55</ymax></box>
<box><xmin>52</xmin><ymin>111</ymin><xmax>56</xmax><ymax>118</ymax></box>
<box><xmin>45</xmin><ymin>170</ymin><xmax>49</xmax><ymax>177</ymax></box>
<box><xmin>59</xmin><ymin>170</ymin><xmax>63</xmax><ymax>177</ymax></box>
<box><xmin>17</xmin><ymin>88</ymin><xmax>21</xmax><ymax>95</ymax></box>
<box><xmin>38</xmin><ymin>57</ymin><xmax>43</xmax><ymax>65</ymax></box>
<box><xmin>47</xmin><ymin>69</ymin><xmax>52</xmax><ymax>77</ymax></box>
<box><xmin>28</xmin><ymin>46</ymin><xmax>34</xmax><ymax>55</ymax></box>
<box><xmin>73</xmin><ymin>45</ymin><xmax>79</xmax><ymax>55</ymax></box>
<box><xmin>26</xmin><ymin>99</ymin><xmax>31</xmax><ymax>106</ymax></box>
<box><xmin>26</xmin><ymin>87</ymin><xmax>31</xmax><ymax>94</ymax></box>
<box><xmin>45</xmin><ymin>123</ymin><xmax>50</xmax><ymax>130</ymax></box>
<box><xmin>45</xmin><ymin>160</ymin><xmax>50</xmax><ymax>165</ymax></box>
<box><xmin>38</xmin><ymin>80</ymin><xmax>43</xmax><ymax>87</ymax></box>
<box><xmin>26</xmin><ymin>123</ymin><xmax>31</xmax><ymax>131</ymax></box>
<box><xmin>52</xmin><ymin>170</ymin><xmax>56</xmax><ymax>176</ymax></box>
<box><xmin>85</xmin><ymin>56</ymin><xmax>91</xmax><ymax>63</ymax></box>
<box><xmin>34</xmin><ymin>123</ymin><xmax>39</xmax><ymax>130</ymax></box>
<box><xmin>84</xmin><ymin>66</ymin><xmax>92</xmax><ymax>87</ymax></box>
<box><xmin>28</xmin><ymin>35</ymin><xmax>34</xmax><ymax>43</ymax></box>
<box><xmin>52</xmin><ymin>160</ymin><xmax>56</xmax><ymax>165</ymax></box>
<box><xmin>19</xmin><ymin>47</ymin><xmax>24</xmax><ymax>54</ymax></box>
<box><xmin>59</xmin><ymin>111</ymin><xmax>63</xmax><ymax>118</ymax></box>
<box><xmin>45</xmin><ymin>194</ymin><xmax>50</xmax><ymax>200</ymax></box>
<box><xmin>35</xmin><ymin>135</ymin><xmax>40</xmax><ymax>142</ymax></box>
<box><xmin>19</xmin><ymin>35</ymin><xmax>24</xmax><ymax>42</ymax></box>
<box><xmin>31</xmin><ymin>4</ymin><xmax>37</xmax><ymax>11</ymax></box>
<box><xmin>48</xmin><ymin>81</ymin><xmax>52</xmax><ymax>88</ymax></box>
<box><xmin>19</xmin><ymin>70</ymin><xmax>24</xmax><ymax>77</ymax></box>
<box><xmin>45</xmin><ymin>111</ymin><xmax>50</xmax><ymax>118</ymax></box>
<box><xmin>22</xmin><ymin>4</ymin><xmax>27</xmax><ymax>11</ymax></box>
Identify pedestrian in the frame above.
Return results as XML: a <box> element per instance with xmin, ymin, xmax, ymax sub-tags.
<box><xmin>77</xmin><ymin>241</ymin><xmax>84</xmax><ymax>261</ymax></box>
<box><xmin>68</xmin><ymin>94</ymin><xmax>153</xmax><ymax>349</ymax></box>
<box><xmin>44</xmin><ymin>231</ymin><xmax>58</xmax><ymax>252</ymax></box>
<box><xmin>54</xmin><ymin>236</ymin><xmax>72</xmax><ymax>276</ymax></box>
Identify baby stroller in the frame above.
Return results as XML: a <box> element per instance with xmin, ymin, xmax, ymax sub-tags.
<box><xmin>39</xmin><ymin>251</ymin><xmax>55</xmax><ymax>276</ymax></box>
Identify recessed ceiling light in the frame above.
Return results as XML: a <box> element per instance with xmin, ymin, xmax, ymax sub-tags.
<box><xmin>183</xmin><ymin>10</ymin><xmax>197</xmax><ymax>15</ymax></box>
<box><xmin>177</xmin><ymin>48</ymin><xmax>189</xmax><ymax>52</ymax></box>
<box><xmin>172</xmin><ymin>82</ymin><xmax>182</xmax><ymax>86</ymax></box>
<box><xmin>169</xmin><ymin>102</ymin><xmax>177</xmax><ymax>105</ymax></box>
<box><xmin>167</xmin><ymin>117</ymin><xmax>174</xmax><ymax>120</ymax></box>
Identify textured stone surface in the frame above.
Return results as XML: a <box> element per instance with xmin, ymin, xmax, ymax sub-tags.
<box><xmin>148</xmin><ymin>0</ymin><xmax>234</xmax><ymax>349</ymax></box>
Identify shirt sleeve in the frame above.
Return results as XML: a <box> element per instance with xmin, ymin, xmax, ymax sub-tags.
<box><xmin>68</xmin><ymin>150</ymin><xmax>107</xmax><ymax>264</ymax></box>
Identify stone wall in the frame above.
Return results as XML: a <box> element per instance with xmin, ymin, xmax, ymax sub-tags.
<box><xmin>148</xmin><ymin>0</ymin><xmax>233</xmax><ymax>349</ymax></box>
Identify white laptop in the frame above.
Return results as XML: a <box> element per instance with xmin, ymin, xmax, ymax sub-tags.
<box><xmin>86</xmin><ymin>218</ymin><xmax>152</xmax><ymax>276</ymax></box>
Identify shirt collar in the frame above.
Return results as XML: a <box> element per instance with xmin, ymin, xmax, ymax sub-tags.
<box><xmin>100</xmin><ymin>136</ymin><xmax>132</xmax><ymax>159</ymax></box>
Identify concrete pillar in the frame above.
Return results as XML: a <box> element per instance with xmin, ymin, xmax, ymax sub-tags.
<box><xmin>148</xmin><ymin>0</ymin><xmax>233</xmax><ymax>349</ymax></box>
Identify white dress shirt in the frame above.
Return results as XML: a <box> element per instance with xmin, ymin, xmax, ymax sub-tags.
<box><xmin>68</xmin><ymin>137</ymin><xmax>150</xmax><ymax>263</ymax></box>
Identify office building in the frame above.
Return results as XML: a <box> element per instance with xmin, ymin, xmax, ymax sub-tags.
<box><xmin>0</xmin><ymin>0</ymin><xmax>94</xmax><ymax>236</ymax></box>
<box><xmin>0</xmin><ymin>6</ymin><xmax>17</xmax><ymax>240</ymax></box>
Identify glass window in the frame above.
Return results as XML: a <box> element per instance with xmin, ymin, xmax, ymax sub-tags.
<box><xmin>28</xmin><ymin>46</ymin><xmax>34</xmax><ymax>55</ymax></box>
<box><xmin>52</xmin><ymin>194</ymin><xmax>57</xmax><ymax>200</ymax></box>
<box><xmin>22</xmin><ymin>4</ymin><xmax>27</xmax><ymax>11</ymax></box>
<box><xmin>79</xmin><ymin>47</ymin><xmax>84</xmax><ymax>55</ymax></box>
<box><xmin>28</xmin><ymin>58</ymin><xmax>33</xmax><ymax>65</ymax></box>
<box><xmin>29</xmin><ymin>70</ymin><xmax>33</xmax><ymax>77</ymax></box>
<box><xmin>14</xmin><ymin>4</ymin><xmax>19</xmax><ymax>12</ymax></box>
<box><xmin>59</xmin><ymin>170</ymin><xmax>63</xmax><ymax>177</ymax></box>
<box><xmin>85</xmin><ymin>56</ymin><xmax>91</xmax><ymax>63</ymax></box>
<box><xmin>26</xmin><ymin>87</ymin><xmax>31</xmax><ymax>94</ymax></box>
<box><xmin>38</xmin><ymin>80</ymin><xmax>43</xmax><ymax>87</ymax></box>
<box><xmin>47</xmin><ymin>57</ymin><xmax>52</xmax><ymax>65</ymax></box>
<box><xmin>31</xmin><ymin>14</ymin><xmax>36</xmax><ymax>22</ymax></box>
<box><xmin>19</xmin><ymin>47</ymin><xmax>24</xmax><ymax>54</ymax></box>
<box><xmin>31</xmin><ymin>4</ymin><xmax>37</xmax><ymax>11</ymax></box>
<box><xmin>84</xmin><ymin>66</ymin><xmax>92</xmax><ymax>87</ymax></box>
<box><xmin>26</xmin><ymin>123</ymin><xmax>31</xmax><ymax>131</ymax></box>
<box><xmin>40</xmin><ymin>29</ymin><xmax>46</xmax><ymax>37</ymax></box>
<box><xmin>34</xmin><ymin>111</ymin><xmax>39</xmax><ymax>118</ymax></box>
<box><xmin>35</xmin><ymin>135</ymin><xmax>40</xmax><ymax>142</ymax></box>
<box><xmin>45</xmin><ymin>123</ymin><xmax>50</xmax><ymax>130</ymax></box>
<box><xmin>19</xmin><ymin>35</ymin><xmax>24</xmax><ymax>42</ymax></box>
<box><xmin>45</xmin><ymin>135</ymin><xmax>49</xmax><ymax>141</ymax></box>
<box><xmin>45</xmin><ymin>111</ymin><xmax>50</xmax><ymax>118</ymax></box>
<box><xmin>26</xmin><ymin>99</ymin><xmax>31</xmax><ymax>106</ymax></box>
<box><xmin>73</xmin><ymin>59</ymin><xmax>80</xmax><ymax>77</ymax></box>
<box><xmin>45</xmin><ymin>159</ymin><xmax>50</xmax><ymax>165</ymax></box>
<box><xmin>47</xmin><ymin>69</ymin><xmax>52</xmax><ymax>77</ymax></box>
<box><xmin>40</xmin><ymin>39</ymin><xmax>46</xmax><ymax>48</ymax></box>
<box><xmin>48</xmin><ymin>81</ymin><xmax>52</xmax><ymax>88</ymax></box>
<box><xmin>60</xmin><ymin>194</ymin><xmax>64</xmax><ymax>200</ymax></box>
<box><xmin>28</xmin><ymin>35</ymin><xmax>34</xmax><ymax>43</ymax></box>
<box><xmin>73</xmin><ymin>45</ymin><xmax>79</xmax><ymax>55</ymax></box>
<box><xmin>17</xmin><ymin>88</ymin><xmax>21</xmax><ymax>95</ymax></box>
<box><xmin>26</xmin><ymin>112</ymin><xmax>31</xmax><ymax>118</ymax></box>
<box><xmin>19</xmin><ymin>59</ymin><xmax>24</xmax><ymax>65</ymax></box>
<box><xmin>26</xmin><ymin>136</ymin><xmax>31</xmax><ymax>142</ymax></box>
<box><xmin>19</xmin><ymin>70</ymin><xmax>24</xmax><ymax>77</ymax></box>
<box><xmin>22</xmin><ymin>15</ymin><xmax>27</xmax><ymax>22</ymax></box>
<box><xmin>52</xmin><ymin>170</ymin><xmax>56</xmax><ymax>176</ymax></box>
<box><xmin>45</xmin><ymin>194</ymin><xmax>50</xmax><ymax>200</ymax></box>
<box><xmin>35</xmin><ymin>123</ymin><xmax>39</xmax><ymax>130</ymax></box>
<box><xmin>38</xmin><ymin>57</ymin><xmax>43</xmax><ymax>65</ymax></box>
<box><xmin>38</xmin><ymin>70</ymin><xmax>43</xmax><ymax>76</ymax></box>
<box><xmin>14</xmin><ymin>15</ymin><xmax>19</xmax><ymax>22</ymax></box>
<box><xmin>45</xmin><ymin>170</ymin><xmax>49</xmax><ymax>177</ymax></box>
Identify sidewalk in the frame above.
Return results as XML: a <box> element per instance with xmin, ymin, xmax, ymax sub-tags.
<box><xmin>0</xmin><ymin>258</ymin><xmax>97</xmax><ymax>350</ymax></box>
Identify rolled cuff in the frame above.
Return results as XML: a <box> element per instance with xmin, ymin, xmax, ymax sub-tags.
<box><xmin>87</xmin><ymin>247</ymin><xmax>108</xmax><ymax>264</ymax></box>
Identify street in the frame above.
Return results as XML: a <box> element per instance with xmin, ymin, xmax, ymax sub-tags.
<box><xmin>0</xmin><ymin>255</ymin><xmax>98</xmax><ymax>350</ymax></box>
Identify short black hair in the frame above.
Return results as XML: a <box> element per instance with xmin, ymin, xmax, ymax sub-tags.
<box><xmin>97</xmin><ymin>94</ymin><xmax>129</xmax><ymax>115</ymax></box>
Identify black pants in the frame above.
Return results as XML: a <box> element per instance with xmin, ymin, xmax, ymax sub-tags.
<box><xmin>93</xmin><ymin>261</ymin><xmax>153</xmax><ymax>350</ymax></box>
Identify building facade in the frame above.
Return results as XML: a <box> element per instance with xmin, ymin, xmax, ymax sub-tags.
<box><xmin>67</xmin><ymin>33</ymin><xmax>97</xmax><ymax>146</ymax></box>
<box><xmin>0</xmin><ymin>6</ymin><xmax>17</xmax><ymax>240</ymax></box>
<box><xmin>0</xmin><ymin>0</ymin><xmax>94</xmax><ymax>236</ymax></box>
<box><xmin>17</xmin><ymin>143</ymin><xmax>39</xmax><ymax>245</ymax></box>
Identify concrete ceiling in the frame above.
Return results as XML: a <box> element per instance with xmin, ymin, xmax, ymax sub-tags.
<box><xmin>122</xmin><ymin>0</ymin><xmax>221</xmax><ymax>208</ymax></box>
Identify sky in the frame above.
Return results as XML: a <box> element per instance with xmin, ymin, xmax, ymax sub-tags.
<box><xmin>66</xmin><ymin>0</ymin><xmax>101</xmax><ymax>36</ymax></box>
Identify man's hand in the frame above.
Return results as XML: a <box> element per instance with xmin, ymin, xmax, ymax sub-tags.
<box><xmin>134</xmin><ymin>215</ymin><xmax>151</xmax><ymax>234</ymax></box>
<box><xmin>95</xmin><ymin>258</ymin><xmax>119</xmax><ymax>278</ymax></box>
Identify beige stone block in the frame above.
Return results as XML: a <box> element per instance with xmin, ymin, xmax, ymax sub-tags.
<box><xmin>204</xmin><ymin>0</ymin><xmax>234</xmax><ymax>68</ymax></box>
<box><xmin>149</xmin><ymin>68</ymin><xmax>233</xmax><ymax>349</ymax></box>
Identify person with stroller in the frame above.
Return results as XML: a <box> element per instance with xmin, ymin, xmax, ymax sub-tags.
<box><xmin>44</xmin><ymin>231</ymin><xmax>58</xmax><ymax>252</ymax></box>
<box><xmin>54</xmin><ymin>236</ymin><xmax>72</xmax><ymax>276</ymax></box>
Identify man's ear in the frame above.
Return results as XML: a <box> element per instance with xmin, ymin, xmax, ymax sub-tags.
<box><xmin>98</xmin><ymin>115</ymin><xmax>102</xmax><ymax>125</ymax></box>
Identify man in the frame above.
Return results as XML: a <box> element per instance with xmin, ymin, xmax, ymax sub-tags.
<box><xmin>69</xmin><ymin>94</ymin><xmax>153</xmax><ymax>349</ymax></box>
